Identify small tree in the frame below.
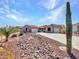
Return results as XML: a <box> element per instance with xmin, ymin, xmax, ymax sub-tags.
<box><xmin>0</xmin><ymin>26</ymin><xmax>19</xmax><ymax>42</ymax></box>
<box><xmin>66</xmin><ymin>1</ymin><xmax>72</xmax><ymax>55</ymax></box>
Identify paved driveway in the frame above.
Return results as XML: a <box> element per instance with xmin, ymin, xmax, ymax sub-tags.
<box><xmin>37</xmin><ymin>33</ymin><xmax>79</xmax><ymax>50</ymax></box>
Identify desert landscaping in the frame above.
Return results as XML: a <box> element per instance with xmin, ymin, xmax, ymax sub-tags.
<box><xmin>0</xmin><ymin>33</ymin><xmax>79</xmax><ymax>59</ymax></box>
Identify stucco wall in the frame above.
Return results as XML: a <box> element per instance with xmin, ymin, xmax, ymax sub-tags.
<box><xmin>73</xmin><ymin>25</ymin><xmax>77</xmax><ymax>32</ymax></box>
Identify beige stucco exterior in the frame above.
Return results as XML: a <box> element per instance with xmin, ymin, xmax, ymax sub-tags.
<box><xmin>73</xmin><ymin>23</ymin><xmax>79</xmax><ymax>33</ymax></box>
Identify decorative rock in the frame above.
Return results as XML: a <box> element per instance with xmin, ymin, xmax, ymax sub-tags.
<box><xmin>16</xmin><ymin>33</ymin><xmax>58</xmax><ymax>59</ymax></box>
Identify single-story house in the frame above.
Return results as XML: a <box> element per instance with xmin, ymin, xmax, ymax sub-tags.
<box><xmin>16</xmin><ymin>25</ymin><xmax>39</xmax><ymax>33</ymax></box>
<box><xmin>39</xmin><ymin>24</ymin><xmax>64</xmax><ymax>33</ymax></box>
<box><xmin>16</xmin><ymin>24</ymin><xmax>64</xmax><ymax>33</ymax></box>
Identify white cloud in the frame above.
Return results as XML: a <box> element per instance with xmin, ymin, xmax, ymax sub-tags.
<box><xmin>0</xmin><ymin>0</ymin><xmax>17</xmax><ymax>14</ymax></box>
<box><xmin>40</xmin><ymin>6</ymin><xmax>64</xmax><ymax>23</ymax></box>
<box><xmin>0</xmin><ymin>8</ymin><xmax>5</xmax><ymax>14</ymax></box>
<box><xmin>49</xmin><ymin>6</ymin><xmax>64</xmax><ymax>20</ymax></box>
<box><xmin>11</xmin><ymin>9</ymin><xmax>22</xmax><ymax>16</ymax></box>
<box><xmin>6</xmin><ymin>14</ymin><xmax>17</xmax><ymax>20</ymax></box>
<box><xmin>71</xmin><ymin>0</ymin><xmax>79</xmax><ymax>7</ymax></box>
<box><xmin>0</xmin><ymin>0</ymin><xmax>10</xmax><ymax>14</ymax></box>
<box><xmin>38</xmin><ymin>0</ymin><xmax>57</xmax><ymax>10</ymax></box>
<box><xmin>0</xmin><ymin>0</ymin><xmax>30</xmax><ymax>23</ymax></box>
<box><xmin>40</xmin><ymin>18</ymin><xmax>46</xmax><ymax>22</ymax></box>
<box><xmin>19</xmin><ymin>17</ymin><xmax>29</xmax><ymax>22</ymax></box>
<box><xmin>6</xmin><ymin>13</ymin><xmax>30</xmax><ymax>22</ymax></box>
<box><xmin>3</xmin><ymin>5</ymin><xmax>10</xmax><ymax>13</ymax></box>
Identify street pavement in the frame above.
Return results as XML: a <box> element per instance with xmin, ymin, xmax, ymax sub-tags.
<box><xmin>37</xmin><ymin>33</ymin><xmax>79</xmax><ymax>50</ymax></box>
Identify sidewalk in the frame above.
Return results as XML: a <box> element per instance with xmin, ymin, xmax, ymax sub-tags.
<box><xmin>37</xmin><ymin>33</ymin><xmax>79</xmax><ymax>50</ymax></box>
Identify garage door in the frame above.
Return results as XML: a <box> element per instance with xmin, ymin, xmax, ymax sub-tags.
<box><xmin>32</xmin><ymin>29</ymin><xmax>38</xmax><ymax>33</ymax></box>
<box><xmin>54</xmin><ymin>28</ymin><xmax>59</xmax><ymax>33</ymax></box>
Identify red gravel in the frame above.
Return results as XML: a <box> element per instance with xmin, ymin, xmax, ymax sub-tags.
<box><xmin>0</xmin><ymin>33</ymin><xmax>79</xmax><ymax>59</ymax></box>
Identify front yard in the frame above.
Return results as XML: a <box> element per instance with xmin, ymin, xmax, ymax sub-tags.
<box><xmin>0</xmin><ymin>33</ymin><xmax>79</xmax><ymax>59</ymax></box>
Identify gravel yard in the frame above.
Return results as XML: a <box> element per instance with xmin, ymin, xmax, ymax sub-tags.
<box><xmin>0</xmin><ymin>33</ymin><xmax>79</xmax><ymax>59</ymax></box>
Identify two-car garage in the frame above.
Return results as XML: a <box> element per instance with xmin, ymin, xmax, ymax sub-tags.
<box><xmin>54</xmin><ymin>27</ymin><xmax>60</xmax><ymax>33</ymax></box>
<box><xmin>31</xmin><ymin>28</ymin><xmax>38</xmax><ymax>33</ymax></box>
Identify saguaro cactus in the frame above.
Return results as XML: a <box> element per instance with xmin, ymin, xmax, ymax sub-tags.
<box><xmin>66</xmin><ymin>1</ymin><xmax>72</xmax><ymax>55</ymax></box>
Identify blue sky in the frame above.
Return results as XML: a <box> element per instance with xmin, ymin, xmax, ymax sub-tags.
<box><xmin>0</xmin><ymin>0</ymin><xmax>79</xmax><ymax>26</ymax></box>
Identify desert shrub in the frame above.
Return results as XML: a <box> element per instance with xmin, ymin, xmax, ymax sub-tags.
<box><xmin>60</xmin><ymin>28</ymin><xmax>66</xmax><ymax>34</ymax></box>
<box><xmin>11</xmin><ymin>34</ymin><xmax>17</xmax><ymax>38</ymax></box>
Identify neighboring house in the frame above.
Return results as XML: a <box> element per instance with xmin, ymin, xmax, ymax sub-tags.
<box><xmin>39</xmin><ymin>24</ymin><xmax>64</xmax><ymax>33</ymax></box>
<box><xmin>16</xmin><ymin>24</ymin><xmax>64</xmax><ymax>33</ymax></box>
<box><xmin>73</xmin><ymin>23</ymin><xmax>79</xmax><ymax>33</ymax></box>
<box><xmin>16</xmin><ymin>25</ymin><xmax>39</xmax><ymax>33</ymax></box>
